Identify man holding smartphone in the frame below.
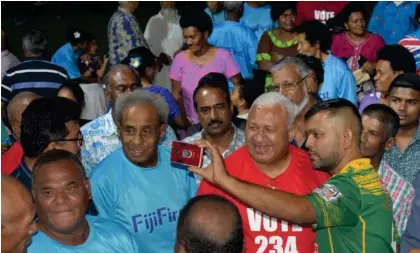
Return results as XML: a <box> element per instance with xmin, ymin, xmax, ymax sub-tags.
<box><xmin>182</xmin><ymin>73</ymin><xmax>245</xmax><ymax>184</ymax></box>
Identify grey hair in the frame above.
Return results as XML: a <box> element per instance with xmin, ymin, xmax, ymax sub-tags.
<box><xmin>22</xmin><ymin>29</ymin><xmax>47</xmax><ymax>54</ymax></box>
<box><xmin>104</xmin><ymin>64</ymin><xmax>137</xmax><ymax>89</ymax></box>
<box><xmin>114</xmin><ymin>89</ymin><xmax>169</xmax><ymax>126</ymax></box>
<box><xmin>270</xmin><ymin>56</ymin><xmax>311</xmax><ymax>78</ymax></box>
<box><xmin>224</xmin><ymin>1</ymin><xmax>243</xmax><ymax>12</ymax></box>
<box><xmin>250</xmin><ymin>92</ymin><xmax>299</xmax><ymax>127</ymax></box>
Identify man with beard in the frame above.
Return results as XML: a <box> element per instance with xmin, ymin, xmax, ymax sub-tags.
<box><xmin>190</xmin><ymin>98</ymin><xmax>394</xmax><ymax>253</ymax></box>
<box><xmin>90</xmin><ymin>90</ymin><xmax>196</xmax><ymax>253</ymax></box>
<box><xmin>28</xmin><ymin>150</ymin><xmax>139</xmax><ymax>253</ymax></box>
<box><xmin>385</xmin><ymin>73</ymin><xmax>420</xmax><ymax>183</ymax></box>
<box><xmin>144</xmin><ymin>1</ymin><xmax>184</xmax><ymax>91</ymax></box>
<box><xmin>182</xmin><ymin>73</ymin><xmax>245</xmax><ymax>184</ymax></box>
<box><xmin>12</xmin><ymin>97</ymin><xmax>82</xmax><ymax>190</ymax></box>
<box><xmin>361</xmin><ymin>104</ymin><xmax>414</xmax><ymax>237</ymax></box>
<box><xmin>2</xmin><ymin>174</ymin><xmax>37</xmax><ymax>253</ymax></box>
<box><xmin>270</xmin><ymin>57</ymin><xmax>321</xmax><ymax>150</ymax></box>
<box><xmin>198</xmin><ymin>92</ymin><xmax>329</xmax><ymax>253</ymax></box>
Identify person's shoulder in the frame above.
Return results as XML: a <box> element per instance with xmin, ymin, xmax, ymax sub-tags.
<box><xmin>182</xmin><ymin>131</ymin><xmax>202</xmax><ymax>144</ymax></box>
<box><xmin>327</xmin><ymin>54</ymin><xmax>351</xmax><ymax>70</ymax></box>
<box><xmin>88</xmin><ymin>215</ymin><xmax>129</xmax><ymax>233</ymax></box>
<box><xmin>173</xmin><ymin>50</ymin><xmax>187</xmax><ymax>62</ymax></box>
<box><xmin>224</xmin><ymin>146</ymin><xmax>249</xmax><ymax>171</ymax></box>
<box><xmin>91</xmin><ymin>148</ymin><xmax>124</xmax><ymax>177</ymax></box>
<box><xmin>27</xmin><ymin>229</ymin><xmax>52</xmax><ymax>251</ymax></box>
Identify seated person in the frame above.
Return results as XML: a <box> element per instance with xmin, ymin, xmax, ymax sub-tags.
<box><xmin>28</xmin><ymin>149</ymin><xmax>139</xmax><ymax>253</ymax></box>
<box><xmin>90</xmin><ymin>89</ymin><xmax>197</xmax><ymax>253</ymax></box>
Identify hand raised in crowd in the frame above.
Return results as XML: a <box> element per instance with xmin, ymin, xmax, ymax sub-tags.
<box><xmin>188</xmin><ymin>140</ymin><xmax>230</xmax><ymax>186</ymax></box>
<box><xmin>103</xmin><ymin>53</ymin><xmax>109</xmax><ymax>64</ymax></box>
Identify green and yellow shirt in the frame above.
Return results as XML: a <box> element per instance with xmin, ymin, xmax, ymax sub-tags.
<box><xmin>306</xmin><ymin>159</ymin><xmax>394</xmax><ymax>253</ymax></box>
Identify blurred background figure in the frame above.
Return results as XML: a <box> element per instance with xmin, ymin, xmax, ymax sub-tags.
<box><xmin>205</xmin><ymin>1</ymin><xmax>227</xmax><ymax>26</ymax></box>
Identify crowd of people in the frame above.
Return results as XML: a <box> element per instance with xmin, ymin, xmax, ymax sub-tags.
<box><xmin>2</xmin><ymin>1</ymin><xmax>420</xmax><ymax>253</ymax></box>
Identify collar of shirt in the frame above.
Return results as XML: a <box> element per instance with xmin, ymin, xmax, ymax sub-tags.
<box><xmin>392</xmin><ymin>126</ymin><xmax>420</xmax><ymax>152</ymax></box>
<box><xmin>118</xmin><ymin>6</ymin><xmax>134</xmax><ymax>18</ymax></box>
<box><xmin>23</xmin><ymin>56</ymin><xmax>49</xmax><ymax>62</ymax></box>
<box><xmin>19</xmin><ymin>159</ymin><xmax>32</xmax><ymax>178</ymax></box>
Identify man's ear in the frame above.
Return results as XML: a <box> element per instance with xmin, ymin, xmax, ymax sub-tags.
<box><xmin>288</xmin><ymin>123</ymin><xmax>297</xmax><ymax>143</ymax></box>
<box><xmin>85</xmin><ymin>179</ymin><xmax>92</xmax><ymax>200</ymax></box>
<box><xmin>343</xmin><ymin>128</ymin><xmax>354</xmax><ymax>149</ymax></box>
<box><xmin>384</xmin><ymin>137</ymin><xmax>395</xmax><ymax>151</ymax></box>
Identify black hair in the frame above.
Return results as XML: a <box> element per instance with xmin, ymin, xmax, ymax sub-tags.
<box><xmin>121</xmin><ymin>47</ymin><xmax>156</xmax><ymax>77</ymax></box>
<box><xmin>295</xmin><ymin>20</ymin><xmax>332</xmax><ymax>53</ymax></box>
<box><xmin>388</xmin><ymin>73</ymin><xmax>420</xmax><ymax>94</ymax></box>
<box><xmin>57</xmin><ymin>80</ymin><xmax>86</xmax><ymax>109</ymax></box>
<box><xmin>416</xmin><ymin>4</ymin><xmax>420</xmax><ymax>22</ymax></box>
<box><xmin>66</xmin><ymin>28</ymin><xmax>88</xmax><ymax>46</ymax></box>
<box><xmin>377</xmin><ymin>45</ymin><xmax>416</xmax><ymax>74</ymax></box>
<box><xmin>362</xmin><ymin>104</ymin><xmax>400</xmax><ymax>140</ymax></box>
<box><xmin>85</xmin><ymin>32</ymin><xmax>95</xmax><ymax>44</ymax></box>
<box><xmin>176</xmin><ymin>195</ymin><xmax>244</xmax><ymax>253</ymax></box>
<box><xmin>20</xmin><ymin>97</ymin><xmax>81</xmax><ymax>158</ymax></box>
<box><xmin>342</xmin><ymin>3</ymin><xmax>367</xmax><ymax>24</ymax></box>
<box><xmin>238</xmin><ymin>79</ymin><xmax>265</xmax><ymax>109</ymax></box>
<box><xmin>296</xmin><ymin>54</ymin><xmax>324</xmax><ymax>84</ymax></box>
<box><xmin>193</xmin><ymin>73</ymin><xmax>231</xmax><ymax>110</ymax></box>
<box><xmin>180</xmin><ymin>7</ymin><xmax>213</xmax><ymax>36</ymax></box>
<box><xmin>32</xmin><ymin>149</ymin><xmax>86</xmax><ymax>186</ymax></box>
<box><xmin>270</xmin><ymin>2</ymin><xmax>297</xmax><ymax>22</ymax></box>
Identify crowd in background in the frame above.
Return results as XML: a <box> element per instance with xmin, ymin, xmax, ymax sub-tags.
<box><xmin>2</xmin><ymin>1</ymin><xmax>420</xmax><ymax>253</ymax></box>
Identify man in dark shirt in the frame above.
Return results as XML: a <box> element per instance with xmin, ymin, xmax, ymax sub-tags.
<box><xmin>11</xmin><ymin>97</ymin><xmax>81</xmax><ymax>190</ymax></box>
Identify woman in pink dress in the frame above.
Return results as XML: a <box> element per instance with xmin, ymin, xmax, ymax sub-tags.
<box><xmin>331</xmin><ymin>4</ymin><xmax>385</xmax><ymax>73</ymax></box>
<box><xmin>170</xmin><ymin>8</ymin><xmax>241</xmax><ymax>125</ymax></box>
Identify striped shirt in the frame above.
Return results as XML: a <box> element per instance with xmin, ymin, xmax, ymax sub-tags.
<box><xmin>378</xmin><ymin>159</ymin><xmax>415</xmax><ymax>237</ymax></box>
<box><xmin>1</xmin><ymin>57</ymin><xmax>68</xmax><ymax>102</ymax></box>
<box><xmin>399</xmin><ymin>29</ymin><xmax>420</xmax><ymax>71</ymax></box>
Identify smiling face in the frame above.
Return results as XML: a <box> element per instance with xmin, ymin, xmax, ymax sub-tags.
<box><xmin>277</xmin><ymin>8</ymin><xmax>296</xmax><ymax>32</ymax></box>
<box><xmin>246</xmin><ymin>104</ymin><xmax>291</xmax><ymax>166</ymax></box>
<box><xmin>33</xmin><ymin>160</ymin><xmax>90</xmax><ymax>234</ymax></box>
<box><xmin>118</xmin><ymin>103</ymin><xmax>165</xmax><ymax>167</ymax></box>
<box><xmin>374</xmin><ymin>60</ymin><xmax>401</xmax><ymax>94</ymax></box>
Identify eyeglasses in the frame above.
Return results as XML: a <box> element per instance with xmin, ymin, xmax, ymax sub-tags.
<box><xmin>53</xmin><ymin>133</ymin><xmax>84</xmax><ymax>147</ymax></box>
<box><xmin>268</xmin><ymin>75</ymin><xmax>308</xmax><ymax>92</ymax></box>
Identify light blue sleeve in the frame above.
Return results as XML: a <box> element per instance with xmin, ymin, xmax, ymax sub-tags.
<box><xmin>90</xmin><ymin>165</ymin><xmax>116</xmax><ymax>219</ymax></box>
<box><xmin>113</xmin><ymin>223</ymin><xmax>140</xmax><ymax>253</ymax></box>
<box><xmin>367</xmin><ymin>3</ymin><xmax>383</xmax><ymax>35</ymax></box>
<box><xmin>246</xmin><ymin>28</ymin><xmax>258</xmax><ymax>70</ymax></box>
<box><xmin>339</xmin><ymin>69</ymin><xmax>358</xmax><ymax>105</ymax></box>
<box><xmin>187</xmin><ymin>171</ymin><xmax>198</xmax><ymax>197</ymax></box>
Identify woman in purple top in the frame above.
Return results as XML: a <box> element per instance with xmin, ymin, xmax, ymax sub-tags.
<box><xmin>170</xmin><ymin>8</ymin><xmax>241</xmax><ymax>124</ymax></box>
<box><xmin>122</xmin><ymin>47</ymin><xmax>190</xmax><ymax>129</ymax></box>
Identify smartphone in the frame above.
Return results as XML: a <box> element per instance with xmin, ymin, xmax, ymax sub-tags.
<box><xmin>171</xmin><ymin>141</ymin><xmax>204</xmax><ymax>167</ymax></box>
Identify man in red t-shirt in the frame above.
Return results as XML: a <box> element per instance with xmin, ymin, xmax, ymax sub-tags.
<box><xmin>1</xmin><ymin>92</ymin><xmax>40</xmax><ymax>174</ymax></box>
<box><xmin>296</xmin><ymin>1</ymin><xmax>349</xmax><ymax>25</ymax></box>
<box><xmin>198</xmin><ymin>92</ymin><xmax>329</xmax><ymax>253</ymax></box>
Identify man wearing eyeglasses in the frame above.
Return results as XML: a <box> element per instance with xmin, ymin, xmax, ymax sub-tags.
<box><xmin>11</xmin><ymin>97</ymin><xmax>83</xmax><ymax>190</ymax></box>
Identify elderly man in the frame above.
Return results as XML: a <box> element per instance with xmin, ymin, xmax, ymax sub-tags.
<box><xmin>11</xmin><ymin>97</ymin><xmax>82</xmax><ymax>190</ymax></box>
<box><xmin>198</xmin><ymin>92</ymin><xmax>329</xmax><ymax>252</ymax></box>
<box><xmin>2</xmin><ymin>92</ymin><xmax>41</xmax><ymax>175</ymax></box>
<box><xmin>1</xmin><ymin>29</ymin><xmax>67</xmax><ymax>111</ymax></box>
<box><xmin>192</xmin><ymin>98</ymin><xmax>394</xmax><ymax>253</ymax></box>
<box><xmin>175</xmin><ymin>195</ymin><xmax>244</xmax><ymax>253</ymax></box>
<box><xmin>90</xmin><ymin>89</ymin><xmax>197</xmax><ymax>253</ymax></box>
<box><xmin>270</xmin><ymin>57</ymin><xmax>321</xmax><ymax>150</ymax></box>
<box><xmin>183</xmin><ymin>73</ymin><xmax>245</xmax><ymax>184</ymax></box>
<box><xmin>28</xmin><ymin>150</ymin><xmax>139</xmax><ymax>252</ymax></box>
<box><xmin>144</xmin><ymin>1</ymin><xmax>183</xmax><ymax>91</ymax></box>
<box><xmin>209</xmin><ymin>2</ymin><xmax>258</xmax><ymax>80</ymax></box>
<box><xmin>2</xmin><ymin>174</ymin><xmax>37</xmax><ymax>253</ymax></box>
<box><xmin>108</xmin><ymin>1</ymin><xmax>148</xmax><ymax>65</ymax></box>
<box><xmin>81</xmin><ymin>65</ymin><xmax>177</xmax><ymax>176</ymax></box>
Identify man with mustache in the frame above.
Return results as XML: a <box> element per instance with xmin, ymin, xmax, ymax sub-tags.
<box><xmin>182</xmin><ymin>73</ymin><xmax>245</xmax><ymax>184</ymax></box>
<box><xmin>191</xmin><ymin>98</ymin><xmax>394</xmax><ymax>253</ymax></box>
<box><xmin>197</xmin><ymin>92</ymin><xmax>329</xmax><ymax>253</ymax></box>
<box><xmin>385</xmin><ymin>73</ymin><xmax>420</xmax><ymax>183</ymax></box>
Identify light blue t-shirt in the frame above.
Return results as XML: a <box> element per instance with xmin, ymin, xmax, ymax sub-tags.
<box><xmin>204</xmin><ymin>8</ymin><xmax>227</xmax><ymax>25</ymax></box>
<box><xmin>239</xmin><ymin>3</ymin><xmax>275</xmax><ymax>42</ymax></box>
<box><xmin>51</xmin><ymin>43</ymin><xmax>81</xmax><ymax>79</ymax></box>
<box><xmin>90</xmin><ymin>146</ymin><xmax>197</xmax><ymax>253</ymax></box>
<box><xmin>209</xmin><ymin>21</ymin><xmax>258</xmax><ymax>79</ymax></box>
<box><xmin>318</xmin><ymin>54</ymin><xmax>357</xmax><ymax>105</ymax></box>
<box><xmin>28</xmin><ymin>215</ymin><xmax>139</xmax><ymax>253</ymax></box>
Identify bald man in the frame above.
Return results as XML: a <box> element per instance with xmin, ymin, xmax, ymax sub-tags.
<box><xmin>190</xmin><ymin>98</ymin><xmax>394</xmax><ymax>253</ymax></box>
<box><xmin>175</xmin><ymin>195</ymin><xmax>244</xmax><ymax>253</ymax></box>
<box><xmin>2</xmin><ymin>92</ymin><xmax>40</xmax><ymax>174</ymax></box>
<box><xmin>1</xmin><ymin>174</ymin><xmax>37</xmax><ymax>253</ymax></box>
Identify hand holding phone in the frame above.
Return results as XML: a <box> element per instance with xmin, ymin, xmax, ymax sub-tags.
<box><xmin>171</xmin><ymin>141</ymin><xmax>204</xmax><ymax>167</ymax></box>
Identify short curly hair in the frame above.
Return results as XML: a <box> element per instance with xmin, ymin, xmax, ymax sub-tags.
<box><xmin>180</xmin><ymin>7</ymin><xmax>213</xmax><ymax>36</ymax></box>
<box><xmin>377</xmin><ymin>45</ymin><xmax>416</xmax><ymax>73</ymax></box>
<box><xmin>270</xmin><ymin>2</ymin><xmax>297</xmax><ymax>22</ymax></box>
<box><xmin>296</xmin><ymin>20</ymin><xmax>332</xmax><ymax>53</ymax></box>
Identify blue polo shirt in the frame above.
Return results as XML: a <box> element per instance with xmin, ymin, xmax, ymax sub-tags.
<box><xmin>240</xmin><ymin>2</ymin><xmax>275</xmax><ymax>41</ymax></box>
<box><xmin>90</xmin><ymin>146</ymin><xmax>197</xmax><ymax>253</ymax></box>
<box><xmin>205</xmin><ymin>8</ymin><xmax>227</xmax><ymax>25</ymax></box>
<box><xmin>52</xmin><ymin>43</ymin><xmax>81</xmax><ymax>79</ymax></box>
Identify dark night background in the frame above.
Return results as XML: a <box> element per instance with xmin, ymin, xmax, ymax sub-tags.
<box><xmin>1</xmin><ymin>1</ymin><xmax>377</xmax><ymax>60</ymax></box>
